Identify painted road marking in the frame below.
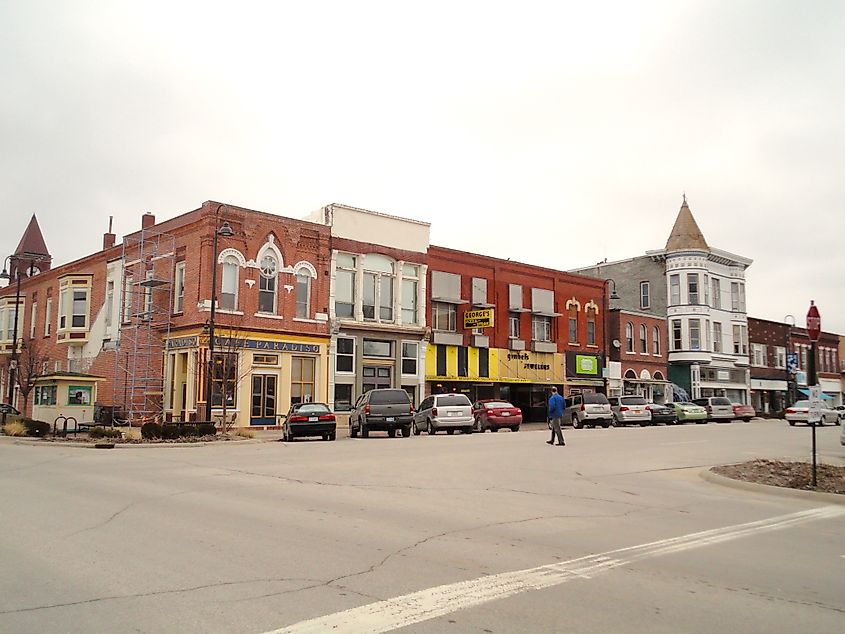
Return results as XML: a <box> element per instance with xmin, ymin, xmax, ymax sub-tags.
<box><xmin>659</xmin><ymin>440</ymin><xmax>708</xmax><ymax>446</ymax></box>
<box><xmin>267</xmin><ymin>506</ymin><xmax>845</xmax><ymax>634</ymax></box>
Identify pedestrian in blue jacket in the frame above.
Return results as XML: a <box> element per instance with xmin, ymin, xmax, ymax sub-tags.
<box><xmin>547</xmin><ymin>387</ymin><xmax>566</xmax><ymax>446</ymax></box>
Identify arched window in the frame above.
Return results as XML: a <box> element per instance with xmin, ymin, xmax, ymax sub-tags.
<box><xmin>653</xmin><ymin>371</ymin><xmax>665</xmax><ymax>381</ymax></box>
<box><xmin>220</xmin><ymin>255</ymin><xmax>240</xmax><ymax>310</ymax></box>
<box><xmin>258</xmin><ymin>254</ymin><xmax>277</xmax><ymax>314</ymax></box>
<box><xmin>625</xmin><ymin>322</ymin><xmax>634</xmax><ymax>352</ymax></box>
<box><xmin>624</xmin><ymin>369</ymin><xmax>637</xmax><ymax>379</ymax></box>
<box><xmin>653</xmin><ymin>326</ymin><xmax>660</xmax><ymax>355</ymax></box>
<box><xmin>639</xmin><ymin>324</ymin><xmax>647</xmax><ymax>353</ymax></box>
<box><xmin>296</xmin><ymin>273</ymin><xmax>311</xmax><ymax>319</ymax></box>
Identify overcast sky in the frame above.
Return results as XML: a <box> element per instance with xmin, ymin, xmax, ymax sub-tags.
<box><xmin>2</xmin><ymin>1</ymin><xmax>843</xmax><ymax>333</ymax></box>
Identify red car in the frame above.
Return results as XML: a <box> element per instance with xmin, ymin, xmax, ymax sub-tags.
<box><xmin>472</xmin><ymin>400</ymin><xmax>522</xmax><ymax>432</ymax></box>
<box><xmin>732</xmin><ymin>403</ymin><xmax>756</xmax><ymax>422</ymax></box>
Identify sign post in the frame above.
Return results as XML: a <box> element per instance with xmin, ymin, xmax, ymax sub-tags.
<box><xmin>805</xmin><ymin>301</ymin><xmax>821</xmax><ymax>488</ymax></box>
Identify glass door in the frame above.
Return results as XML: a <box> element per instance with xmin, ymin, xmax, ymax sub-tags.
<box><xmin>250</xmin><ymin>374</ymin><xmax>278</xmax><ymax>425</ymax></box>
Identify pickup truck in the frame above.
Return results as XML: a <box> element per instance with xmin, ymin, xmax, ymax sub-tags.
<box><xmin>349</xmin><ymin>389</ymin><xmax>414</xmax><ymax>438</ymax></box>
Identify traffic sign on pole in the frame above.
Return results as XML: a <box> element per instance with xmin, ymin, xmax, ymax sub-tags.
<box><xmin>806</xmin><ymin>301</ymin><xmax>821</xmax><ymax>342</ymax></box>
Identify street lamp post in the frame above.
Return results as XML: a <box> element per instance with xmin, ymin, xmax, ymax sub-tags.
<box><xmin>203</xmin><ymin>205</ymin><xmax>234</xmax><ymax>423</ymax></box>
<box><xmin>784</xmin><ymin>314</ymin><xmax>796</xmax><ymax>409</ymax></box>
<box><xmin>1</xmin><ymin>253</ymin><xmax>48</xmax><ymax>408</ymax></box>
<box><xmin>602</xmin><ymin>278</ymin><xmax>621</xmax><ymax>396</ymax></box>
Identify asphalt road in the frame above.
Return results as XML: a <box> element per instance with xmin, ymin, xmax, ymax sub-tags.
<box><xmin>1</xmin><ymin>420</ymin><xmax>843</xmax><ymax>634</ymax></box>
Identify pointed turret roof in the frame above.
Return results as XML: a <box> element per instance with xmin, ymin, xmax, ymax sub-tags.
<box><xmin>15</xmin><ymin>214</ymin><xmax>50</xmax><ymax>257</ymax></box>
<box><xmin>665</xmin><ymin>195</ymin><xmax>708</xmax><ymax>252</ymax></box>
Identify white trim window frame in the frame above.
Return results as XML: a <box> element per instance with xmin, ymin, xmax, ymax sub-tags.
<box><xmin>639</xmin><ymin>324</ymin><xmax>647</xmax><ymax>354</ymax></box>
<box><xmin>401</xmin><ymin>263</ymin><xmax>419</xmax><ymax>325</ymax></box>
<box><xmin>532</xmin><ymin>315</ymin><xmax>552</xmax><ymax>343</ymax></box>
<box><xmin>362</xmin><ymin>254</ymin><xmax>395</xmax><ymax>323</ymax></box>
<box><xmin>335</xmin><ymin>337</ymin><xmax>355</xmax><ymax>374</ymax></box>
<box><xmin>652</xmin><ymin>326</ymin><xmax>660</xmax><ymax>355</ymax></box>
<box><xmin>669</xmin><ymin>274</ymin><xmax>680</xmax><ymax>306</ymax></box>
<box><xmin>687</xmin><ymin>273</ymin><xmax>699</xmax><ymax>305</ymax></box>
<box><xmin>625</xmin><ymin>322</ymin><xmax>634</xmax><ymax>353</ymax></box>
<box><xmin>295</xmin><ymin>272</ymin><xmax>311</xmax><ymax>319</ymax></box>
<box><xmin>44</xmin><ymin>296</ymin><xmax>52</xmax><ymax>336</ymax></box>
<box><xmin>774</xmin><ymin>345</ymin><xmax>786</xmax><ymax>369</ymax></box>
<box><xmin>258</xmin><ymin>254</ymin><xmax>278</xmax><ymax>314</ymax></box>
<box><xmin>712</xmin><ymin>277</ymin><xmax>721</xmax><ymax>310</ymax></box>
<box><xmin>689</xmin><ymin>318</ymin><xmax>701</xmax><ymax>351</ymax></box>
<box><xmin>173</xmin><ymin>261</ymin><xmax>186</xmax><ymax>313</ymax></box>
<box><xmin>639</xmin><ymin>281</ymin><xmax>650</xmax><ymax>309</ymax></box>
<box><xmin>509</xmin><ymin>312</ymin><xmax>520</xmax><ymax>339</ymax></box>
<box><xmin>30</xmin><ymin>301</ymin><xmax>37</xmax><ymax>339</ymax></box>
<box><xmin>432</xmin><ymin>302</ymin><xmax>456</xmax><ymax>332</ymax></box>
<box><xmin>334</xmin><ymin>253</ymin><xmax>356</xmax><ymax>319</ymax></box>
<box><xmin>401</xmin><ymin>341</ymin><xmax>418</xmax><ymax>376</ymax></box>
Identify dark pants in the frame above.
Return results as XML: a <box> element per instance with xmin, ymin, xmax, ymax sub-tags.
<box><xmin>549</xmin><ymin>416</ymin><xmax>565</xmax><ymax>445</ymax></box>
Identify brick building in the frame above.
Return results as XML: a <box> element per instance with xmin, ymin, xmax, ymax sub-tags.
<box><xmin>425</xmin><ymin>246</ymin><xmax>606</xmax><ymax>421</ymax></box>
<box><xmin>747</xmin><ymin>317</ymin><xmax>790</xmax><ymax>413</ymax></box>
<box><xmin>606</xmin><ymin>308</ymin><xmax>669</xmax><ymax>402</ymax></box>
<box><xmin>2</xmin><ymin>201</ymin><xmax>334</xmax><ymax>428</ymax></box>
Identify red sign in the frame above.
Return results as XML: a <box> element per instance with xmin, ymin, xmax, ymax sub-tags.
<box><xmin>806</xmin><ymin>301</ymin><xmax>821</xmax><ymax>342</ymax></box>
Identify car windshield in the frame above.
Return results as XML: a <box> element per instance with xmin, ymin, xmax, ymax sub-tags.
<box><xmin>437</xmin><ymin>395</ymin><xmax>471</xmax><ymax>406</ymax></box>
<box><xmin>584</xmin><ymin>393</ymin><xmax>609</xmax><ymax>404</ymax></box>
<box><xmin>484</xmin><ymin>401</ymin><xmax>513</xmax><ymax>409</ymax></box>
<box><xmin>294</xmin><ymin>403</ymin><xmax>330</xmax><ymax>415</ymax></box>
<box><xmin>369</xmin><ymin>390</ymin><xmax>411</xmax><ymax>405</ymax></box>
<box><xmin>620</xmin><ymin>397</ymin><xmax>647</xmax><ymax>405</ymax></box>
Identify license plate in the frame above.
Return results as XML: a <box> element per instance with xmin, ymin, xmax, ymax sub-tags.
<box><xmin>386</xmin><ymin>417</ymin><xmax>395</xmax><ymax>422</ymax></box>
<box><xmin>632</xmin><ymin>409</ymin><xmax>641</xmax><ymax>414</ymax></box>
<box><xmin>448</xmin><ymin>411</ymin><xmax>459</xmax><ymax>416</ymax></box>
<box><xmin>309</xmin><ymin>417</ymin><xmax>318</xmax><ymax>422</ymax></box>
<box><xmin>502</xmin><ymin>412</ymin><xmax>510</xmax><ymax>416</ymax></box>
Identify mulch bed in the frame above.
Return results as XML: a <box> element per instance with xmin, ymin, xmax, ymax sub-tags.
<box><xmin>32</xmin><ymin>434</ymin><xmax>249</xmax><ymax>444</ymax></box>
<box><xmin>713</xmin><ymin>459</ymin><xmax>845</xmax><ymax>495</ymax></box>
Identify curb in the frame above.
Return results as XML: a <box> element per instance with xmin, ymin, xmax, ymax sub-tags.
<box><xmin>0</xmin><ymin>436</ymin><xmax>252</xmax><ymax>449</ymax></box>
<box><xmin>700</xmin><ymin>468</ymin><xmax>845</xmax><ymax>506</ymax></box>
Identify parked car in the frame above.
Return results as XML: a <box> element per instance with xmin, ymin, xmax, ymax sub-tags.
<box><xmin>350</xmin><ymin>389</ymin><xmax>414</xmax><ymax>438</ymax></box>
<box><xmin>414</xmin><ymin>393</ymin><xmax>474</xmax><ymax>435</ymax></box>
<box><xmin>282</xmin><ymin>402</ymin><xmax>336</xmax><ymax>442</ymax></box>
<box><xmin>731</xmin><ymin>403</ymin><xmax>756</xmax><ymax>422</ymax></box>
<box><xmin>646</xmin><ymin>402</ymin><xmax>678</xmax><ymax>425</ymax></box>
<box><xmin>784</xmin><ymin>400</ymin><xmax>841</xmax><ymax>426</ymax></box>
<box><xmin>841</xmin><ymin>419</ymin><xmax>845</xmax><ymax>446</ymax></box>
<box><xmin>609</xmin><ymin>396</ymin><xmax>652</xmax><ymax>427</ymax></box>
<box><xmin>668</xmin><ymin>401</ymin><xmax>707</xmax><ymax>423</ymax></box>
<box><xmin>471</xmin><ymin>400</ymin><xmax>522</xmax><ymax>432</ymax></box>
<box><xmin>836</xmin><ymin>405</ymin><xmax>845</xmax><ymax>422</ymax></box>
<box><xmin>564</xmin><ymin>393</ymin><xmax>612</xmax><ymax>429</ymax></box>
<box><xmin>692</xmin><ymin>396</ymin><xmax>735</xmax><ymax>422</ymax></box>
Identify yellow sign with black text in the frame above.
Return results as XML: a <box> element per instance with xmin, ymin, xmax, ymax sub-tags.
<box><xmin>463</xmin><ymin>308</ymin><xmax>494</xmax><ymax>329</ymax></box>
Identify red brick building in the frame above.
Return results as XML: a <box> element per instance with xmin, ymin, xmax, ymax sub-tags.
<box><xmin>606</xmin><ymin>309</ymin><xmax>669</xmax><ymax>402</ymax></box>
<box><xmin>1</xmin><ymin>201</ymin><xmax>333</xmax><ymax>428</ymax></box>
<box><xmin>425</xmin><ymin>246</ymin><xmax>606</xmax><ymax>421</ymax></box>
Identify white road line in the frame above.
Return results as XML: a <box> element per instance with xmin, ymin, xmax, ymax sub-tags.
<box><xmin>267</xmin><ymin>506</ymin><xmax>845</xmax><ymax>634</ymax></box>
<box><xmin>659</xmin><ymin>440</ymin><xmax>708</xmax><ymax>446</ymax></box>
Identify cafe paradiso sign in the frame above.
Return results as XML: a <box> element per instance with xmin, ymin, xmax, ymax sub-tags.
<box><xmin>166</xmin><ymin>335</ymin><xmax>320</xmax><ymax>354</ymax></box>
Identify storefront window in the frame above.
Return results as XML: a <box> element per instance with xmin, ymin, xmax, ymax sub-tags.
<box><xmin>210</xmin><ymin>352</ymin><xmax>237</xmax><ymax>407</ymax></box>
<box><xmin>291</xmin><ymin>356</ymin><xmax>315</xmax><ymax>405</ymax></box>
<box><xmin>336</xmin><ymin>338</ymin><xmax>354</xmax><ymax>373</ymax></box>
<box><xmin>334</xmin><ymin>384</ymin><xmax>353</xmax><ymax>411</ymax></box>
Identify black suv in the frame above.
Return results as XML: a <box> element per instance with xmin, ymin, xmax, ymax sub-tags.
<box><xmin>350</xmin><ymin>389</ymin><xmax>414</xmax><ymax>438</ymax></box>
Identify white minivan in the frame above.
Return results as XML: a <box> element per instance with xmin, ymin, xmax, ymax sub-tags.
<box><xmin>414</xmin><ymin>393</ymin><xmax>474</xmax><ymax>435</ymax></box>
<box><xmin>693</xmin><ymin>396</ymin><xmax>734</xmax><ymax>422</ymax></box>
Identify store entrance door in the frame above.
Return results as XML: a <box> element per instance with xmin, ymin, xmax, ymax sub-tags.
<box><xmin>250</xmin><ymin>374</ymin><xmax>278</xmax><ymax>426</ymax></box>
<box><xmin>362</xmin><ymin>366</ymin><xmax>391</xmax><ymax>393</ymax></box>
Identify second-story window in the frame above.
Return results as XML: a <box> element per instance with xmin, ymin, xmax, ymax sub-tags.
<box><xmin>362</xmin><ymin>255</ymin><xmax>394</xmax><ymax>322</ymax></box>
<box><xmin>640</xmin><ymin>282</ymin><xmax>650</xmax><ymax>309</ymax></box>
<box><xmin>401</xmin><ymin>264</ymin><xmax>419</xmax><ymax>325</ymax></box>
<box><xmin>335</xmin><ymin>253</ymin><xmax>356</xmax><ymax>318</ymax></box>
<box><xmin>105</xmin><ymin>281</ymin><xmax>114</xmax><ymax>328</ymax></box>
<box><xmin>509</xmin><ymin>312</ymin><xmax>520</xmax><ymax>339</ymax></box>
<box><xmin>712</xmin><ymin>277</ymin><xmax>721</xmax><ymax>309</ymax></box>
<box><xmin>639</xmin><ymin>324</ymin><xmax>647</xmax><ymax>353</ymax></box>
<box><xmin>432</xmin><ymin>302</ymin><xmax>456</xmax><ymax>331</ymax></box>
<box><xmin>44</xmin><ymin>296</ymin><xmax>52</xmax><ymax>336</ymax></box>
<box><xmin>670</xmin><ymin>274</ymin><xmax>680</xmax><ymax>306</ymax></box>
<box><xmin>173</xmin><ymin>262</ymin><xmax>185</xmax><ymax>313</ymax></box>
<box><xmin>220</xmin><ymin>256</ymin><xmax>239</xmax><ymax>311</ymax></box>
<box><xmin>587</xmin><ymin>318</ymin><xmax>596</xmax><ymax>346</ymax></box>
<box><xmin>688</xmin><ymin>273</ymin><xmax>699</xmax><ymax>304</ymax></box>
<box><xmin>532</xmin><ymin>315</ymin><xmax>551</xmax><ymax>342</ymax></box>
<box><xmin>672</xmin><ymin>320</ymin><xmax>682</xmax><ymax>351</ymax></box>
<box><xmin>625</xmin><ymin>322</ymin><xmax>634</xmax><ymax>352</ymax></box>
<box><xmin>689</xmin><ymin>319</ymin><xmax>700</xmax><ymax>351</ymax></box>
<box><xmin>653</xmin><ymin>326</ymin><xmax>660</xmax><ymax>355</ymax></box>
<box><xmin>258</xmin><ymin>255</ymin><xmax>277</xmax><ymax>314</ymax></box>
<box><xmin>296</xmin><ymin>273</ymin><xmax>311</xmax><ymax>319</ymax></box>
<box><xmin>568</xmin><ymin>317</ymin><xmax>577</xmax><ymax>343</ymax></box>
<box><xmin>72</xmin><ymin>290</ymin><xmax>88</xmax><ymax>328</ymax></box>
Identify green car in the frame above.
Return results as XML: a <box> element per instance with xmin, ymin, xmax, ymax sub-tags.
<box><xmin>667</xmin><ymin>402</ymin><xmax>708</xmax><ymax>423</ymax></box>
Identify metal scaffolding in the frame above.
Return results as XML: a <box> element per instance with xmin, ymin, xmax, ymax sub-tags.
<box><xmin>113</xmin><ymin>227</ymin><xmax>175</xmax><ymax>424</ymax></box>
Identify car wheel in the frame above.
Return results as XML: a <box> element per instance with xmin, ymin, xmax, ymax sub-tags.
<box><xmin>474</xmin><ymin>417</ymin><xmax>482</xmax><ymax>433</ymax></box>
<box><xmin>788</xmin><ymin>420</ymin><xmax>796</xmax><ymax>426</ymax></box>
<box><xmin>413</xmin><ymin>421</ymin><xmax>421</xmax><ymax>435</ymax></box>
<box><xmin>510</xmin><ymin>425</ymin><xmax>519</xmax><ymax>432</ymax></box>
<box><xmin>350</xmin><ymin>422</ymin><xmax>358</xmax><ymax>438</ymax></box>
<box><xmin>387</xmin><ymin>428</ymin><xmax>396</xmax><ymax>438</ymax></box>
<box><xmin>612</xmin><ymin>414</ymin><xmax>620</xmax><ymax>427</ymax></box>
<box><xmin>492</xmin><ymin>426</ymin><xmax>500</xmax><ymax>432</ymax></box>
<box><xmin>402</xmin><ymin>426</ymin><xmax>411</xmax><ymax>438</ymax></box>
<box><xmin>428</xmin><ymin>420</ymin><xmax>435</xmax><ymax>435</ymax></box>
<box><xmin>464</xmin><ymin>426</ymin><xmax>473</xmax><ymax>434</ymax></box>
<box><xmin>329</xmin><ymin>431</ymin><xmax>336</xmax><ymax>441</ymax></box>
<box><xmin>639</xmin><ymin>421</ymin><xmax>649</xmax><ymax>427</ymax></box>
<box><xmin>573</xmin><ymin>416</ymin><xmax>582</xmax><ymax>429</ymax></box>
<box><xmin>601</xmin><ymin>420</ymin><xmax>610</xmax><ymax>428</ymax></box>
<box><xmin>361</xmin><ymin>421</ymin><xmax>369</xmax><ymax>438</ymax></box>
<box><xmin>447</xmin><ymin>429</ymin><xmax>455</xmax><ymax>435</ymax></box>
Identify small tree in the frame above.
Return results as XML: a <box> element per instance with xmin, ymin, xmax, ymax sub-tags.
<box><xmin>208</xmin><ymin>325</ymin><xmax>252</xmax><ymax>434</ymax></box>
<box><xmin>15</xmin><ymin>338</ymin><xmax>50</xmax><ymax>414</ymax></box>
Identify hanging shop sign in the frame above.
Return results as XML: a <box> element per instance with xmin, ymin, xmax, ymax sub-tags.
<box><xmin>463</xmin><ymin>308</ymin><xmax>494</xmax><ymax>329</ymax></box>
<box><xmin>565</xmin><ymin>351</ymin><xmax>603</xmax><ymax>377</ymax></box>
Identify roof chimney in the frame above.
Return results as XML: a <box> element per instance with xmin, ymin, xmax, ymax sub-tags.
<box><xmin>103</xmin><ymin>215</ymin><xmax>116</xmax><ymax>250</ymax></box>
<box><xmin>142</xmin><ymin>212</ymin><xmax>156</xmax><ymax>229</ymax></box>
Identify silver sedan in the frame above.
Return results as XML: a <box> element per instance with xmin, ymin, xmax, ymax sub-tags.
<box><xmin>784</xmin><ymin>400</ymin><xmax>840</xmax><ymax>426</ymax></box>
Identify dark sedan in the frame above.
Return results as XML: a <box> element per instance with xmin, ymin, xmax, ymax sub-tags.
<box><xmin>646</xmin><ymin>402</ymin><xmax>678</xmax><ymax>425</ymax></box>
<box><xmin>282</xmin><ymin>402</ymin><xmax>336</xmax><ymax>441</ymax></box>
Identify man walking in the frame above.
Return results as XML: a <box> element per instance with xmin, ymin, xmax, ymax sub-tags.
<box><xmin>546</xmin><ymin>386</ymin><xmax>565</xmax><ymax>446</ymax></box>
